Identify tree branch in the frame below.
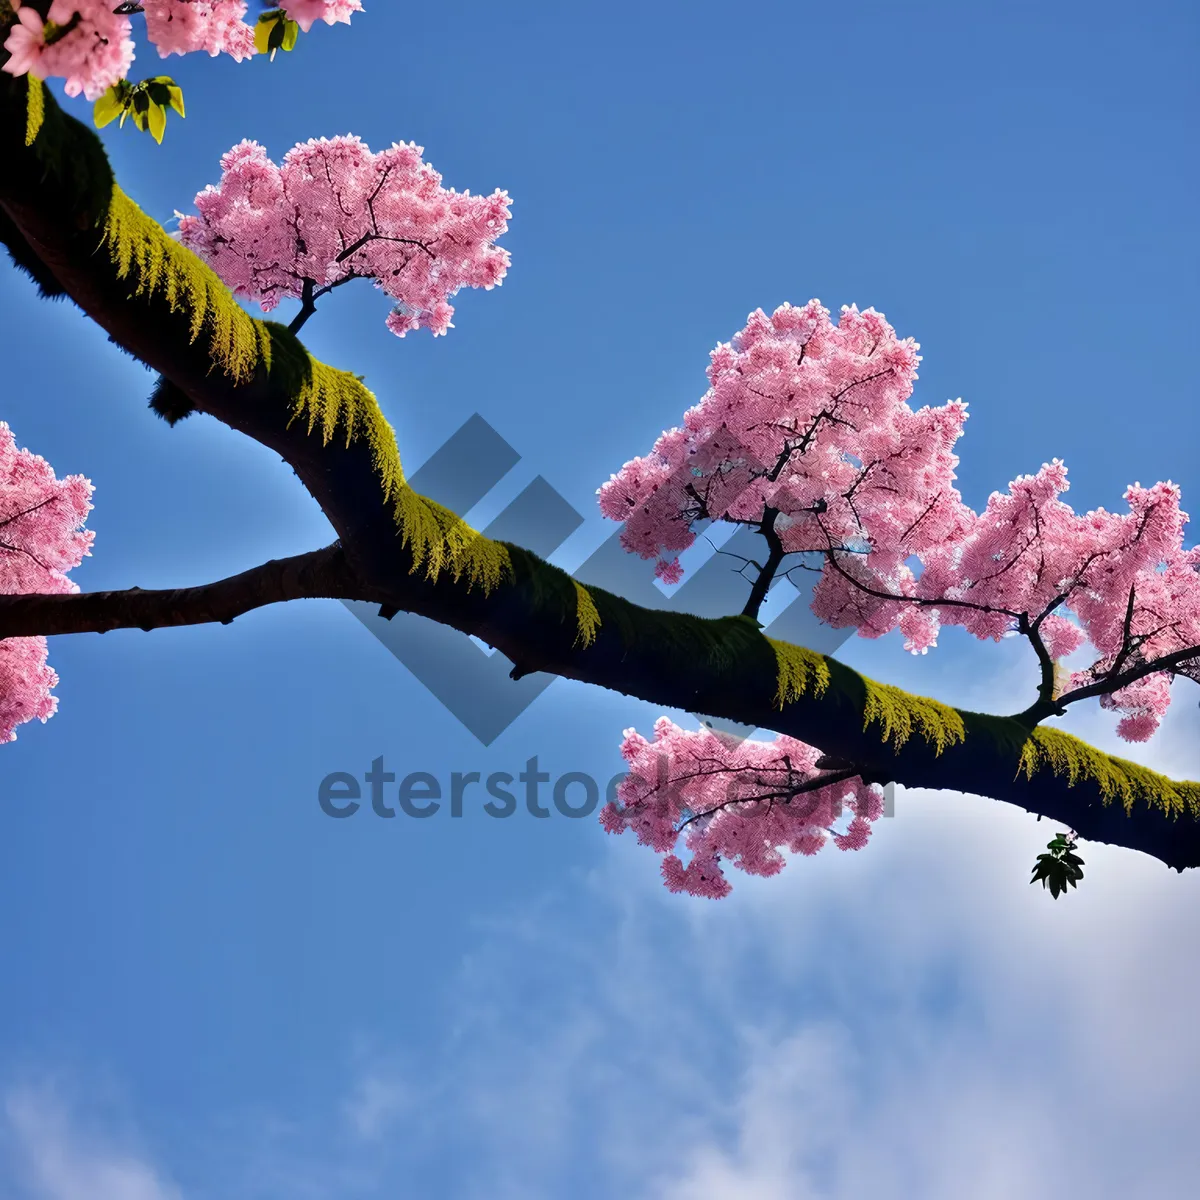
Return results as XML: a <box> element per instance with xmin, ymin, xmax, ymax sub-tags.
<box><xmin>674</xmin><ymin>766</ymin><xmax>864</xmax><ymax>833</ymax></box>
<box><xmin>1019</xmin><ymin>611</ymin><xmax>1061</xmax><ymax>711</ymax></box>
<box><xmin>1055</xmin><ymin>643</ymin><xmax>1200</xmax><ymax>709</ymax></box>
<box><xmin>288</xmin><ymin>277</ymin><xmax>318</xmax><ymax>334</ymax></box>
<box><xmin>2</xmin><ymin>76</ymin><xmax>1199</xmax><ymax>873</ymax></box>
<box><xmin>0</xmin><ymin>545</ymin><xmax>364</xmax><ymax>637</ymax></box>
<box><xmin>741</xmin><ymin>506</ymin><xmax>787</xmax><ymax>621</ymax></box>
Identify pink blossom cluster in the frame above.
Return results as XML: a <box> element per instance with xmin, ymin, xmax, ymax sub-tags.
<box><xmin>601</xmin><ymin>717</ymin><xmax>885</xmax><ymax>897</ymax></box>
<box><xmin>0</xmin><ymin>423</ymin><xmax>94</xmax><ymax>744</ymax></box>
<box><xmin>914</xmin><ymin>465</ymin><xmax>1198</xmax><ymax>740</ymax></box>
<box><xmin>3</xmin><ymin>1</ymin><xmax>135</xmax><ymax>99</ymax></box>
<box><xmin>1</xmin><ymin>2</ymin><xmax>362</xmax><ymax>101</ymax></box>
<box><xmin>178</xmin><ymin>136</ymin><xmax>511</xmax><ymax>337</ymax></box>
<box><xmin>141</xmin><ymin>1</ymin><xmax>258</xmax><ymax>62</ymax></box>
<box><xmin>601</xmin><ymin>300</ymin><xmax>1198</xmax><ymax>741</ymax></box>
<box><xmin>600</xmin><ymin>300</ymin><xmax>975</xmax><ymax>608</ymax></box>
<box><xmin>280</xmin><ymin>0</ymin><xmax>362</xmax><ymax>32</ymax></box>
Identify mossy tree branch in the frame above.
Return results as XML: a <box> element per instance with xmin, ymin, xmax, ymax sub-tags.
<box><xmin>2</xmin><ymin>73</ymin><xmax>1199</xmax><ymax>871</ymax></box>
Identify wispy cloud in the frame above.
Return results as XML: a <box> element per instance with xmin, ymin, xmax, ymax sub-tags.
<box><xmin>2</xmin><ymin>1084</ymin><xmax>183</xmax><ymax>1200</ymax></box>
<box><xmin>374</xmin><ymin>660</ymin><xmax>1200</xmax><ymax>1199</ymax></box>
<box><xmin>5</xmin><ymin>662</ymin><xmax>1196</xmax><ymax>1198</ymax></box>
<box><xmin>341</xmin><ymin>1073</ymin><xmax>409</xmax><ymax>1144</ymax></box>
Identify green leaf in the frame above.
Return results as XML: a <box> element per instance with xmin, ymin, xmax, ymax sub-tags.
<box><xmin>254</xmin><ymin>16</ymin><xmax>275</xmax><ymax>55</ymax></box>
<box><xmin>93</xmin><ymin>87</ymin><xmax>125</xmax><ymax>129</ymax></box>
<box><xmin>256</xmin><ymin>11</ymin><xmax>299</xmax><ymax>59</ymax></box>
<box><xmin>165</xmin><ymin>84</ymin><xmax>185</xmax><ymax>118</ymax></box>
<box><xmin>146</xmin><ymin>101</ymin><xmax>167</xmax><ymax>145</ymax></box>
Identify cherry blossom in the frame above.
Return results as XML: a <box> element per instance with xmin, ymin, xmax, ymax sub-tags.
<box><xmin>601</xmin><ymin>301</ymin><xmax>1198</xmax><ymax>742</ymax></box>
<box><xmin>0</xmin><ymin>423</ymin><xmax>94</xmax><ymax>743</ymax></box>
<box><xmin>142</xmin><ymin>1</ymin><xmax>257</xmax><ymax>62</ymax></box>
<box><xmin>2</xmin><ymin>2</ymin><xmax>134</xmax><ymax>100</ymax></box>
<box><xmin>178</xmin><ymin>135</ymin><xmax>511</xmax><ymax>337</ymax></box>
<box><xmin>280</xmin><ymin>1</ymin><xmax>363</xmax><ymax>33</ymax></box>
<box><xmin>917</xmin><ymin>469</ymin><xmax>1198</xmax><ymax>739</ymax></box>
<box><xmin>601</xmin><ymin>303</ymin><xmax>1197</xmax><ymax>892</ymax></box>
<box><xmin>1</xmin><ymin>2</ymin><xmax>362</xmax><ymax>101</ymax></box>
<box><xmin>601</xmin><ymin>718</ymin><xmax>885</xmax><ymax>898</ymax></box>
<box><xmin>599</xmin><ymin>300</ymin><xmax>974</xmax><ymax>633</ymax></box>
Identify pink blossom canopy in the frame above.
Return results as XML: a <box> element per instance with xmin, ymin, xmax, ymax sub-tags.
<box><xmin>602</xmin><ymin>718</ymin><xmax>885</xmax><ymax>899</ymax></box>
<box><xmin>601</xmin><ymin>300</ymin><xmax>1198</xmax><ymax>741</ymax></box>
<box><xmin>0</xmin><ymin>423</ymin><xmax>94</xmax><ymax>743</ymax></box>
<box><xmin>601</xmin><ymin>302</ymin><xmax>1198</xmax><ymax>893</ymax></box>
<box><xmin>178</xmin><ymin>135</ymin><xmax>512</xmax><ymax>337</ymax></box>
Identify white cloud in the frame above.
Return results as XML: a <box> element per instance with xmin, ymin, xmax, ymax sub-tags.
<box><xmin>385</xmin><ymin>653</ymin><xmax>1200</xmax><ymax>1199</ymax></box>
<box><xmin>342</xmin><ymin>1073</ymin><xmax>409</xmax><ymax>1144</ymax></box>
<box><xmin>600</xmin><ymin>672</ymin><xmax>1200</xmax><ymax>1200</ymax></box>
<box><xmin>4</xmin><ymin>656</ymin><xmax>1196</xmax><ymax>1199</ymax></box>
<box><xmin>2</xmin><ymin>1084</ymin><xmax>183</xmax><ymax>1200</ymax></box>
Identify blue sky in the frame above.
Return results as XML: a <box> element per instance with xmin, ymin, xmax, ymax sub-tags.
<box><xmin>1</xmin><ymin>1</ymin><xmax>1198</xmax><ymax>1196</ymax></box>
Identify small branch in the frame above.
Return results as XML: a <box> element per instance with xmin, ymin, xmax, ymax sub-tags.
<box><xmin>1018</xmin><ymin>612</ymin><xmax>1060</xmax><ymax>710</ymax></box>
<box><xmin>311</xmin><ymin>273</ymin><xmax>363</xmax><ymax>302</ymax></box>
<box><xmin>288</xmin><ymin>274</ymin><xmax>366</xmax><ymax>332</ymax></box>
<box><xmin>0</xmin><ymin>545</ymin><xmax>363</xmax><ymax>638</ymax></box>
<box><xmin>288</xmin><ymin>277</ymin><xmax>318</xmax><ymax>334</ymax></box>
<box><xmin>0</xmin><ymin>494</ymin><xmax>58</xmax><ymax>530</ymax></box>
<box><xmin>742</xmin><ymin>507</ymin><xmax>787</xmax><ymax>621</ymax></box>
<box><xmin>814</xmin><ymin>518</ymin><xmax>1022</xmax><ymax>621</ymax></box>
<box><xmin>832</xmin><ymin>368</ymin><xmax>893</xmax><ymax>403</ymax></box>
<box><xmin>0</xmin><ymin>535</ymin><xmax>51</xmax><ymax>572</ymax></box>
<box><xmin>1109</xmin><ymin>584</ymin><xmax>1140</xmax><ymax>678</ymax></box>
<box><xmin>674</xmin><ymin>766</ymin><xmax>864</xmax><ymax>833</ymax></box>
<box><xmin>1055</xmin><ymin>643</ymin><xmax>1200</xmax><ymax>708</ymax></box>
<box><xmin>348</xmin><ymin>233</ymin><xmax>435</xmax><ymax>262</ymax></box>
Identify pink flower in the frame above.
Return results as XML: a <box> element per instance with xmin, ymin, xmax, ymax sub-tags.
<box><xmin>281</xmin><ymin>1</ymin><xmax>364</xmax><ymax>34</ymax></box>
<box><xmin>0</xmin><ymin>423</ymin><xmax>94</xmax><ymax>744</ymax></box>
<box><xmin>1040</xmin><ymin>613</ymin><xmax>1086</xmax><ymax>659</ymax></box>
<box><xmin>654</xmin><ymin>558</ymin><xmax>684</xmax><ymax>585</ymax></box>
<box><xmin>1</xmin><ymin>6</ymin><xmax>47</xmax><ymax>80</ymax></box>
<box><xmin>143</xmin><ymin>1</ymin><xmax>257</xmax><ymax>61</ymax></box>
<box><xmin>602</xmin><ymin>717</ymin><xmax>886</xmax><ymax>897</ymax></box>
<box><xmin>0</xmin><ymin>639</ymin><xmax>60</xmax><ymax>745</ymax></box>
<box><xmin>2</xmin><ymin>2</ymin><xmax>135</xmax><ymax>100</ymax></box>
<box><xmin>0</xmin><ymin>0</ymin><xmax>360</xmax><ymax>94</ymax></box>
<box><xmin>598</xmin><ymin>300</ymin><xmax>1199</xmax><ymax>746</ymax></box>
<box><xmin>180</xmin><ymin>135</ymin><xmax>511</xmax><ymax>339</ymax></box>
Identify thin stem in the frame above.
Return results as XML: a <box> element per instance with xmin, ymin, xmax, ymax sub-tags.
<box><xmin>288</xmin><ymin>277</ymin><xmax>318</xmax><ymax>333</ymax></box>
<box><xmin>742</xmin><ymin>507</ymin><xmax>787</xmax><ymax>621</ymax></box>
<box><xmin>674</xmin><ymin>766</ymin><xmax>864</xmax><ymax>833</ymax></box>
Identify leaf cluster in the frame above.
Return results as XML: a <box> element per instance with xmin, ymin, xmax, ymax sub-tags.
<box><xmin>93</xmin><ymin>77</ymin><xmax>185</xmax><ymax>145</ymax></box>
<box><xmin>1030</xmin><ymin>831</ymin><xmax>1085</xmax><ymax>899</ymax></box>
<box><xmin>256</xmin><ymin>9</ymin><xmax>300</xmax><ymax>59</ymax></box>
